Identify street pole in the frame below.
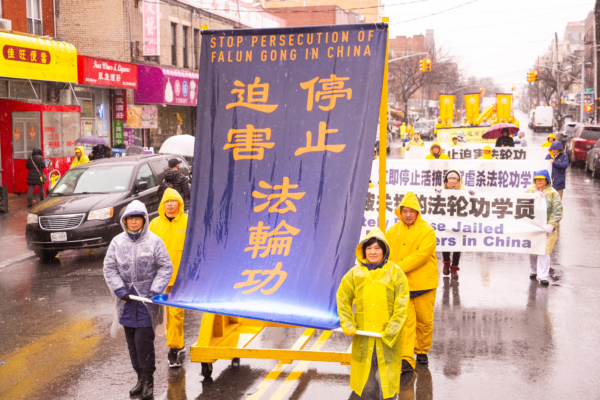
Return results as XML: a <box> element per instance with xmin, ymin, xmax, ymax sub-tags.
<box><xmin>378</xmin><ymin>17</ymin><xmax>389</xmax><ymax>233</ymax></box>
<box><xmin>582</xmin><ymin>56</ymin><xmax>585</xmax><ymax>123</ymax></box>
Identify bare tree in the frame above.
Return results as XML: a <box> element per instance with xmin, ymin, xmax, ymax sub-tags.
<box><xmin>536</xmin><ymin>56</ymin><xmax>581</xmax><ymax>107</ymax></box>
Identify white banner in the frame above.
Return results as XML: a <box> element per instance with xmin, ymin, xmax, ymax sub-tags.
<box><xmin>362</xmin><ymin>188</ymin><xmax>547</xmax><ymax>255</ymax></box>
<box><xmin>371</xmin><ymin>159</ymin><xmax>552</xmax><ymax>193</ymax></box>
<box><xmin>406</xmin><ymin>143</ymin><xmax>549</xmax><ymax>160</ymax></box>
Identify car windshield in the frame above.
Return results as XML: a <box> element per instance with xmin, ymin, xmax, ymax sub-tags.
<box><xmin>580</xmin><ymin>128</ymin><xmax>600</xmax><ymax>141</ymax></box>
<box><xmin>52</xmin><ymin>165</ymin><xmax>135</xmax><ymax>195</ymax></box>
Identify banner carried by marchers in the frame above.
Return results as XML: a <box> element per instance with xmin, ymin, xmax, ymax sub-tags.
<box><xmin>152</xmin><ymin>24</ymin><xmax>388</xmax><ymax>330</ymax></box>
<box><xmin>406</xmin><ymin>143</ymin><xmax>550</xmax><ymax>160</ymax></box>
<box><xmin>371</xmin><ymin>159</ymin><xmax>553</xmax><ymax>193</ymax></box>
<box><xmin>437</xmin><ymin>126</ymin><xmax>495</xmax><ymax>143</ymax></box>
<box><xmin>362</xmin><ymin>188</ymin><xmax>547</xmax><ymax>255</ymax></box>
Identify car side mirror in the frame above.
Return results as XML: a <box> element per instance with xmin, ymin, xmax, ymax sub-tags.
<box><xmin>137</xmin><ymin>181</ymin><xmax>148</xmax><ymax>192</ymax></box>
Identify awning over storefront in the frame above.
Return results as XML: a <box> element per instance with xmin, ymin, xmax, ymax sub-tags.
<box><xmin>0</xmin><ymin>32</ymin><xmax>78</xmax><ymax>83</ymax></box>
<box><xmin>135</xmin><ymin>65</ymin><xmax>198</xmax><ymax>106</ymax></box>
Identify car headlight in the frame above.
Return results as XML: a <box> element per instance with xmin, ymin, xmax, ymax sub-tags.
<box><xmin>88</xmin><ymin>207</ymin><xmax>114</xmax><ymax>220</ymax></box>
<box><xmin>27</xmin><ymin>213</ymin><xmax>38</xmax><ymax>225</ymax></box>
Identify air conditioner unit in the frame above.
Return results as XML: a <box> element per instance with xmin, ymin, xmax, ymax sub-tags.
<box><xmin>0</xmin><ymin>19</ymin><xmax>12</xmax><ymax>31</ymax></box>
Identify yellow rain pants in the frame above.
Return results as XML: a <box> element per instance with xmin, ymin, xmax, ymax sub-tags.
<box><xmin>401</xmin><ymin>289</ymin><xmax>437</xmax><ymax>368</ymax></box>
<box><xmin>165</xmin><ymin>285</ymin><xmax>185</xmax><ymax>349</ymax></box>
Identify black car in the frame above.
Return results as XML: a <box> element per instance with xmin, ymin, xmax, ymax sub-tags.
<box><xmin>26</xmin><ymin>154</ymin><xmax>190</xmax><ymax>261</ymax></box>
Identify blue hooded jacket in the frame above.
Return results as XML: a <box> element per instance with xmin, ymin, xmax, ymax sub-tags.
<box><xmin>545</xmin><ymin>142</ymin><xmax>568</xmax><ymax>190</ymax></box>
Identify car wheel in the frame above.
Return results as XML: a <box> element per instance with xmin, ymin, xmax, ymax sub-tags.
<box><xmin>34</xmin><ymin>249</ymin><xmax>59</xmax><ymax>262</ymax></box>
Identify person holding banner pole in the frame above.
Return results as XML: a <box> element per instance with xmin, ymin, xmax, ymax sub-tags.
<box><xmin>546</xmin><ymin>142</ymin><xmax>568</xmax><ymax>200</ymax></box>
<box><xmin>337</xmin><ymin>228</ymin><xmax>410</xmax><ymax>399</ymax></box>
<box><xmin>386</xmin><ymin>192</ymin><xmax>438</xmax><ymax>372</ymax></box>
<box><xmin>407</xmin><ymin>132</ymin><xmax>425</xmax><ymax>151</ymax></box>
<box><xmin>425</xmin><ymin>142</ymin><xmax>450</xmax><ymax>160</ymax></box>
<box><xmin>449</xmin><ymin>135</ymin><xmax>463</xmax><ymax>147</ymax></box>
<box><xmin>526</xmin><ymin>170</ymin><xmax>563</xmax><ymax>286</ymax></box>
<box><xmin>442</xmin><ymin>169</ymin><xmax>466</xmax><ymax>279</ymax></box>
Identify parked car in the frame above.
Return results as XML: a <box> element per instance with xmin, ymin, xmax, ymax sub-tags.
<box><xmin>557</xmin><ymin>122</ymin><xmax>579</xmax><ymax>146</ymax></box>
<box><xmin>375</xmin><ymin>123</ymin><xmax>392</xmax><ymax>155</ymax></box>
<box><xmin>414</xmin><ymin>119</ymin><xmax>436</xmax><ymax>140</ymax></box>
<box><xmin>528</xmin><ymin>109</ymin><xmax>535</xmax><ymax>130</ymax></box>
<box><xmin>585</xmin><ymin>139</ymin><xmax>600</xmax><ymax>178</ymax></box>
<box><xmin>566</xmin><ymin>125</ymin><xmax>600</xmax><ymax>166</ymax></box>
<box><xmin>532</xmin><ymin>106</ymin><xmax>553</xmax><ymax>132</ymax></box>
<box><xmin>26</xmin><ymin>154</ymin><xmax>191</xmax><ymax>261</ymax></box>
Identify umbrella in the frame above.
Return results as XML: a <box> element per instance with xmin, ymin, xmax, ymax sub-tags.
<box><xmin>159</xmin><ymin>134</ymin><xmax>195</xmax><ymax>157</ymax></box>
<box><xmin>76</xmin><ymin>136</ymin><xmax>107</xmax><ymax>145</ymax></box>
<box><xmin>482</xmin><ymin>123</ymin><xmax>519</xmax><ymax>139</ymax></box>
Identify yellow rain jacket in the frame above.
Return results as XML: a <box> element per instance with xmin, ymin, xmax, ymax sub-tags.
<box><xmin>337</xmin><ymin>228</ymin><xmax>410</xmax><ymax>399</ymax></box>
<box><xmin>400</xmin><ymin>123</ymin><xmax>406</xmax><ymax>138</ymax></box>
<box><xmin>434</xmin><ymin>121</ymin><xmax>445</xmax><ymax>135</ymax></box>
<box><xmin>478</xmin><ymin>145</ymin><xmax>497</xmax><ymax>160</ymax></box>
<box><xmin>407</xmin><ymin>137</ymin><xmax>425</xmax><ymax>149</ymax></box>
<box><xmin>541</xmin><ymin>134</ymin><xmax>556</xmax><ymax>148</ymax></box>
<box><xmin>70</xmin><ymin>146</ymin><xmax>89</xmax><ymax>168</ymax></box>
<box><xmin>407</xmin><ymin>125</ymin><xmax>414</xmax><ymax>134</ymax></box>
<box><xmin>386</xmin><ymin>192</ymin><xmax>438</xmax><ymax>292</ymax></box>
<box><xmin>444</xmin><ymin>169</ymin><xmax>466</xmax><ymax>190</ymax></box>
<box><xmin>425</xmin><ymin>142</ymin><xmax>450</xmax><ymax>159</ymax></box>
<box><xmin>449</xmin><ymin>135</ymin><xmax>463</xmax><ymax>147</ymax></box>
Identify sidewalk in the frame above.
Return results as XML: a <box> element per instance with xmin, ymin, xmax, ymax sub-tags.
<box><xmin>0</xmin><ymin>193</ymin><xmax>36</xmax><ymax>267</ymax></box>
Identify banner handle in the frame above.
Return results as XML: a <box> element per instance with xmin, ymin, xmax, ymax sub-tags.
<box><xmin>332</xmin><ymin>327</ymin><xmax>382</xmax><ymax>338</ymax></box>
<box><xmin>378</xmin><ymin>17</ymin><xmax>389</xmax><ymax>232</ymax></box>
<box><xmin>129</xmin><ymin>295</ymin><xmax>154</xmax><ymax>304</ymax></box>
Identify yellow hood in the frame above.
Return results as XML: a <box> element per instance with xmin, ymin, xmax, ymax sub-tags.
<box><xmin>481</xmin><ymin>145</ymin><xmax>494</xmax><ymax>159</ymax></box>
<box><xmin>158</xmin><ymin>188</ymin><xmax>185</xmax><ymax>219</ymax></box>
<box><xmin>74</xmin><ymin>146</ymin><xmax>85</xmax><ymax>156</ymax></box>
<box><xmin>429</xmin><ymin>141</ymin><xmax>442</xmax><ymax>155</ymax></box>
<box><xmin>393</xmin><ymin>191</ymin><xmax>421</xmax><ymax>221</ymax></box>
<box><xmin>444</xmin><ymin>169</ymin><xmax>466</xmax><ymax>190</ymax></box>
<box><xmin>355</xmin><ymin>227</ymin><xmax>390</xmax><ymax>266</ymax></box>
<box><xmin>547</xmin><ymin>134</ymin><xmax>556</xmax><ymax>141</ymax></box>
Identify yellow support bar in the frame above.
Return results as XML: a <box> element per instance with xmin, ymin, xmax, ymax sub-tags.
<box><xmin>191</xmin><ymin>345</ymin><xmax>350</xmax><ymax>364</ymax></box>
<box><xmin>378</xmin><ymin>17</ymin><xmax>390</xmax><ymax>232</ymax></box>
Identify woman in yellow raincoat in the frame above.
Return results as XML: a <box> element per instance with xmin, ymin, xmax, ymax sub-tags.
<box><xmin>541</xmin><ymin>134</ymin><xmax>556</xmax><ymax>148</ymax></box>
<box><xmin>337</xmin><ymin>228</ymin><xmax>410</xmax><ymax>399</ymax></box>
<box><xmin>406</xmin><ymin>132</ymin><xmax>425</xmax><ymax>150</ymax></box>
<box><xmin>70</xmin><ymin>146</ymin><xmax>89</xmax><ymax>168</ymax></box>
<box><xmin>425</xmin><ymin>142</ymin><xmax>450</xmax><ymax>159</ymax></box>
<box><xmin>449</xmin><ymin>135</ymin><xmax>463</xmax><ymax>147</ymax></box>
<box><xmin>477</xmin><ymin>145</ymin><xmax>497</xmax><ymax>160</ymax></box>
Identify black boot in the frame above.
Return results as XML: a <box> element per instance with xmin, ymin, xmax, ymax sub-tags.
<box><xmin>401</xmin><ymin>359</ymin><xmax>414</xmax><ymax>372</ymax></box>
<box><xmin>416</xmin><ymin>353</ymin><xmax>429</xmax><ymax>366</ymax></box>
<box><xmin>141</xmin><ymin>374</ymin><xmax>154</xmax><ymax>399</ymax></box>
<box><xmin>129</xmin><ymin>372</ymin><xmax>143</xmax><ymax>395</ymax></box>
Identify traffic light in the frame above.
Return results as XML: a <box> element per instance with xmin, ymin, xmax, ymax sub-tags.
<box><xmin>419</xmin><ymin>59</ymin><xmax>425</xmax><ymax>72</ymax></box>
<box><xmin>527</xmin><ymin>71</ymin><xmax>533</xmax><ymax>82</ymax></box>
<box><xmin>424</xmin><ymin>58</ymin><xmax>432</xmax><ymax>72</ymax></box>
<box><xmin>532</xmin><ymin>70</ymin><xmax>538</xmax><ymax>82</ymax></box>
<box><xmin>584</xmin><ymin>104</ymin><xmax>593</xmax><ymax>112</ymax></box>
<box><xmin>479</xmin><ymin>87</ymin><xmax>485</xmax><ymax>96</ymax></box>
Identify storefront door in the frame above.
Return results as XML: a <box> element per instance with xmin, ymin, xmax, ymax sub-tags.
<box><xmin>12</xmin><ymin>112</ymin><xmax>41</xmax><ymax>193</ymax></box>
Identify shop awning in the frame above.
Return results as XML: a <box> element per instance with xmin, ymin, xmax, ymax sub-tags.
<box><xmin>0</xmin><ymin>32</ymin><xmax>78</xmax><ymax>83</ymax></box>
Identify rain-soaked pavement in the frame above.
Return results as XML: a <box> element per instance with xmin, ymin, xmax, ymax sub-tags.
<box><xmin>2</xmin><ymin>113</ymin><xmax>600</xmax><ymax>399</ymax></box>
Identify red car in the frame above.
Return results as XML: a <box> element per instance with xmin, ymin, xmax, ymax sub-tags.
<box><xmin>566</xmin><ymin>125</ymin><xmax>600</xmax><ymax>165</ymax></box>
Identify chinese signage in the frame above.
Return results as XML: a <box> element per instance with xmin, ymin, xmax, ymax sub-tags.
<box><xmin>0</xmin><ymin>32</ymin><xmax>77</xmax><ymax>83</ymax></box>
<box><xmin>406</xmin><ymin>143</ymin><xmax>551</xmax><ymax>160</ymax></box>
<box><xmin>77</xmin><ymin>55</ymin><xmax>138</xmax><ymax>88</ymax></box>
<box><xmin>496</xmin><ymin>93</ymin><xmax>512</xmax><ymax>120</ymax></box>
<box><xmin>143</xmin><ymin>0</ymin><xmax>160</xmax><ymax>56</ymax></box>
<box><xmin>142</xmin><ymin>105</ymin><xmax>158</xmax><ymax>128</ymax></box>
<box><xmin>362</xmin><ymin>188</ymin><xmax>547</xmax><ymax>255</ymax></box>
<box><xmin>113</xmin><ymin>89</ymin><xmax>127</xmax><ymax>121</ymax></box>
<box><xmin>152</xmin><ymin>25</ymin><xmax>387</xmax><ymax>330</ymax></box>
<box><xmin>135</xmin><ymin>66</ymin><xmax>198</xmax><ymax>106</ymax></box>
<box><xmin>438</xmin><ymin>94</ymin><xmax>455</xmax><ymax>121</ymax></box>
<box><xmin>113</xmin><ymin>120</ymin><xmax>124</xmax><ymax>145</ymax></box>
<box><xmin>179</xmin><ymin>0</ymin><xmax>286</xmax><ymax>28</ymax></box>
<box><xmin>437</xmin><ymin>127</ymin><xmax>495</xmax><ymax>143</ymax></box>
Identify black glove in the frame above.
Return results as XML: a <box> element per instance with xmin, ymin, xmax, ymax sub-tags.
<box><xmin>121</xmin><ymin>294</ymin><xmax>132</xmax><ymax>301</ymax></box>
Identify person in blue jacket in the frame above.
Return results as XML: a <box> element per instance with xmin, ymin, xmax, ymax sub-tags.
<box><xmin>545</xmin><ymin>142</ymin><xmax>568</xmax><ymax>199</ymax></box>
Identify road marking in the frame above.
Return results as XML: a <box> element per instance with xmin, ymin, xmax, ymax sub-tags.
<box><xmin>0</xmin><ymin>251</ymin><xmax>36</xmax><ymax>270</ymax></box>
<box><xmin>269</xmin><ymin>331</ymin><xmax>332</xmax><ymax>400</ymax></box>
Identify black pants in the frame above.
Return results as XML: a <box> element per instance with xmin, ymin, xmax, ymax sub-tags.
<box><xmin>27</xmin><ymin>183</ymin><xmax>44</xmax><ymax>205</ymax></box>
<box><xmin>442</xmin><ymin>252</ymin><xmax>461</xmax><ymax>266</ymax></box>
<box><xmin>360</xmin><ymin>350</ymin><xmax>394</xmax><ymax>400</ymax></box>
<box><xmin>124</xmin><ymin>326</ymin><xmax>156</xmax><ymax>376</ymax></box>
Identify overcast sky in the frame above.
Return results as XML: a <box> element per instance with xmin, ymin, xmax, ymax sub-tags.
<box><xmin>381</xmin><ymin>0</ymin><xmax>595</xmax><ymax>91</ymax></box>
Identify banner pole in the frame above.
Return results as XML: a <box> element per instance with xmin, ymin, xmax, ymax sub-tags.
<box><xmin>378</xmin><ymin>17</ymin><xmax>389</xmax><ymax>233</ymax></box>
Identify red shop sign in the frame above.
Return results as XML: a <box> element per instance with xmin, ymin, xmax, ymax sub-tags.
<box><xmin>77</xmin><ymin>55</ymin><xmax>138</xmax><ymax>89</ymax></box>
<box><xmin>113</xmin><ymin>89</ymin><xmax>127</xmax><ymax>121</ymax></box>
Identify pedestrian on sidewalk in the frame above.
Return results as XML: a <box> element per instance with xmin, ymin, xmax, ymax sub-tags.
<box><xmin>103</xmin><ymin>200</ymin><xmax>173</xmax><ymax>399</ymax></box>
<box><xmin>26</xmin><ymin>147</ymin><xmax>46</xmax><ymax>208</ymax></box>
<box><xmin>546</xmin><ymin>142</ymin><xmax>568</xmax><ymax>200</ymax></box>
<box><xmin>386</xmin><ymin>192</ymin><xmax>438</xmax><ymax>372</ymax></box>
<box><xmin>70</xmin><ymin>146</ymin><xmax>89</xmax><ymax>168</ymax></box>
<box><xmin>161</xmin><ymin>159</ymin><xmax>191</xmax><ymax>209</ymax></box>
<box><xmin>149</xmin><ymin>188</ymin><xmax>188</xmax><ymax>368</ymax></box>
<box><xmin>337</xmin><ymin>228</ymin><xmax>409</xmax><ymax>400</ymax></box>
<box><xmin>442</xmin><ymin>169</ymin><xmax>465</xmax><ymax>279</ymax></box>
<box><xmin>525</xmin><ymin>170</ymin><xmax>563</xmax><ymax>286</ymax></box>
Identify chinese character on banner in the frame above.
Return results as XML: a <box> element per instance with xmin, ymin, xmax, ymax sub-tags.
<box><xmin>295</xmin><ymin>121</ymin><xmax>346</xmax><ymax>156</ymax></box>
<box><xmin>233</xmin><ymin>262</ymin><xmax>287</xmax><ymax>295</ymax></box>
<box><xmin>223</xmin><ymin>125</ymin><xmax>275</xmax><ymax>160</ymax></box>
<box><xmin>226</xmin><ymin>78</ymin><xmax>278</xmax><ymax>113</ymax></box>
<box><xmin>245</xmin><ymin>221</ymin><xmax>301</xmax><ymax>259</ymax></box>
<box><xmin>113</xmin><ymin>90</ymin><xmax>127</xmax><ymax>121</ymax></box>
<box><xmin>252</xmin><ymin>177</ymin><xmax>306</xmax><ymax>213</ymax></box>
<box><xmin>300</xmin><ymin>74</ymin><xmax>352</xmax><ymax>111</ymax></box>
<box><xmin>143</xmin><ymin>0</ymin><xmax>160</xmax><ymax>56</ymax></box>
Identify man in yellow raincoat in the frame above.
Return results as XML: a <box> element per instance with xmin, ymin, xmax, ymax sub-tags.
<box><xmin>70</xmin><ymin>146</ymin><xmax>89</xmax><ymax>168</ymax></box>
<box><xmin>477</xmin><ymin>145</ymin><xmax>497</xmax><ymax>160</ymax></box>
<box><xmin>434</xmin><ymin>118</ymin><xmax>445</xmax><ymax>136</ymax></box>
<box><xmin>337</xmin><ymin>228</ymin><xmax>410</xmax><ymax>399</ymax></box>
<box><xmin>425</xmin><ymin>142</ymin><xmax>450</xmax><ymax>159</ymax></box>
<box><xmin>400</xmin><ymin>122</ymin><xmax>407</xmax><ymax>141</ymax></box>
<box><xmin>386</xmin><ymin>193</ymin><xmax>438</xmax><ymax>372</ymax></box>
<box><xmin>406</xmin><ymin>132</ymin><xmax>425</xmax><ymax>150</ymax></box>
<box><xmin>541</xmin><ymin>134</ymin><xmax>556</xmax><ymax>148</ymax></box>
<box><xmin>149</xmin><ymin>188</ymin><xmax>188</xmax><ymax>367</ymax></box>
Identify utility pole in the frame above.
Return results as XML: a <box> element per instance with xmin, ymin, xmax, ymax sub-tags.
<box><xmin>595</xmin><ymin>0</ymin><xmax>600</xmax><ymax>121</ymax></box>
<box><xmin>537</xmin><ymin>56</ymin><xmax>540</xmax><ymax>106</ymax></box>
<box><xmin>555</xmin><ymin>32</ymin><xmax>560</xmax><ymax>118</ymax></box>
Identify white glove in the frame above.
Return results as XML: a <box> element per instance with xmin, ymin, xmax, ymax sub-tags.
<box><xmin>545</xmin><ymin>224</ymin><xmax>555</xmax><ymax>235</ymax></box>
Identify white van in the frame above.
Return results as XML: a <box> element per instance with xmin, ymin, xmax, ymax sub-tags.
<box><xmin>532</xmin><ymin>106</ymin><xmax>553</xmax><ymax>133</ymax></box>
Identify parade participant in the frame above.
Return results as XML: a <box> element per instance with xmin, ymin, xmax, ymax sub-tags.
<box><xmin>541</xmin><ymin>134</ymin><xmax>556</xmax><ymax>148</ymax></box>
<box><xmin>449</xmin><ymin>135</ymin><xmax>463</xmax><ymax>147</ymax></box>
<box><xmin>434</xmin><ymin>118</ymin><xmax>445</xmax><ymax>136</ymax></box>
<box><xmin>337</xmin><ymin>228</ymin><xmax>410</xmax><ymax>399</ymax></box>
<box><xmin>546</xmin><ymin>142</ymin><xmax>568</xmax><ymax>199</ymax></box>
<box><xmin>461</xmin><ymin>118</ymin><xmax>469</xmax><ymax>127</ymax></box>
<box><xmin>407</xmin><ymin>132</ymin><xmax>425</xmax><ymax>150</ymax></box>
<box><xmin>516</xmin><ymin>131</ymin><xmax>528</xmax><ymax>147</ymax></box>
<box><xmin>373</xmin><ymin>148</ymin><xmax>379</xmax><ymax>160</ymax></box>
<box><xmin>149</xmin><ymin>188</ymin><xmax>188</xmax><ymax>368</ymax></box>
<box><xmin>386</xmin><ymin>192</ymin><xmax>438</xmax><ymax>372</ymax></box>
<box><xmin>103</xmin><ymin>201</ymin><xmax>173</xmax><ymax>399</ymax></box>
<box><xmin>442</xmin><ymin>170</ymin><xmax>466</xmax><ymax>278</ymax></box>
<box><xmin>457</xmin><ymin>132</ymin><xmax>468</xmax><ymax>144</ymax></box>
<box><xmin>70</xmin><ymin>146</ymin><xmax>89</xmax><ymax>168</ymax></box>
<box><xmin>495</xmin><ymin>128</ymin><xmax>515</xmax><ymax>147</ymax></box>
<box><xmin>400</xmin><ymin>122</ymin><xmax>407</xmax><ymax>140</ymax></box>
<box><xmin>481</xmin><ymin>118</ymin><xmax>491</xmax><ymax>127</ymax></box>
<box><xmin>526</xmin><ymin>170</ymin><xmax>563</xmax><ymax>286</ymax></box>
<box><xmin>26</xmin><ymin>147</ymin><xmax>46</xmax><ymax>208</ymax></box>
<box><xmin>477</xmin><ymin>145</ymin><xmax>497</xmax><ymax>160</ymax></box>
<box><xmin>407</xmin><ymin>123</ymin><xmax>414</xmax><ymax>137</ymax></box>
<box><xmin>425</xmin><ymin>142</ymin><xmax>450</xmax><ymax>159</ymax></box>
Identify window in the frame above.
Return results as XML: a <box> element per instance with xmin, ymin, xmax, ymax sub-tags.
<box><xmin>52</xmin><ymin>165</ymin><xmax>135</xmax><ymax>195</ymax></box>
<box><xmin>193</xmin><ymin>29</ymin><xmax>199</xmax><ymax>70</ymax></box>
<box><xmin>183</xmin><ymin>26</ymin><xmax>189</xmax><ymax>68</ymax></box>
<box><xmin>26</xmin><ymin>0</ymin><xmax>43</xmax><ymax>35</ymax></box>
<box><xmin>135</xmin><ymin>164</ymin><xmax>157</xmax><ymax>190</ymax></box>
<box><xmin>171</xmin><ymin>23</ymin><xmax>177</xmax><ymax>66</ymax></box>
<box><xmin>580</xmin><ymin>128</ymin><xmax>600</xmax><ymax>141</ymax></box>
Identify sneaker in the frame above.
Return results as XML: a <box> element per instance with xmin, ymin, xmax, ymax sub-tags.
<box><xmin>540</xmin><ymin>280</ymin><xmax>549</xmax><ymax>286</ymax></box>
<box><xmin>401</xmin><ymin>359</ymin><xmax>414</xmax><ymax>372</ymax></box>
<box><xmin>168</xmin><ymin>347</ymin><xmax>185</xmax><ymax>368</ymax></box>
<box><xmin>416</xmin><ymin>353</ymin><xmax>428</xmax><ymax>365</ymax></box>
<box><xmin>530</xmin><ymin>274</ymin><xmax>537</xmax><ymax>280</ymax></box>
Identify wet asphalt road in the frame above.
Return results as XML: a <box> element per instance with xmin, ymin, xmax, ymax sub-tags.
<box><xmin>2</xmin><ymin>113</ymin><xmax>600</xmax><ymax>399</ymax></box>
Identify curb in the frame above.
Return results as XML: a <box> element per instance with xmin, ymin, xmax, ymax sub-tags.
<box><xmin>0</xmin><ymin>252</ymin><xmax>36</xmax><ymax>270</ymax></box>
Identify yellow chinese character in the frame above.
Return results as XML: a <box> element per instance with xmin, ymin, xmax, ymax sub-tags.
<box><xmin>41</xmin><ymin>52</ymin><xmax>47</xmax><ymax>63</ymax></box>
<box><xmin>19</xmin><ymin>49</ymin><xmax>26</xmax><ymax>60</ymax></box>
<box><xmin>252</xmin><ymin>177</ymin><xmax>305</xmax><ymax>214</ymax></box>
<box><xmin>300</xmin><ymin>74</ymin><xmax>352</xmax><ymax>111</ymax></box>
<box><xmin>7</xmin><ymin>47</ymin><xmax>14</xmax><ymax>59</ymax></box>
<box><xmin>245</xmin><ymin>220</ymin><xmax>301</xmax><ymax>259</ymax></box>
<box><xmin>295</xmin><ymin>121</ymin><xmax>346</xmax><ymax>156</ymax></box>
<box><xmin>30</xmin><ymin>51</ymin><xmax>37</xmax><ymax>62</ymax></box>
<box><xmin>226</xmin><ymin>77</ymin><xmax>278</xmax><ymax>113</ymax></box>
<box><xmin>233</xmin><ymin>262</ymin><xmax>287</xmax><ymax>295</ymax></box>
<box><xmin>223</xmin><ymin>124</ymin><xmax>275</xmax><ymax>160</ymax></box>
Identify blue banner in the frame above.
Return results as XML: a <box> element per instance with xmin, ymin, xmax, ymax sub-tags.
<box><xmin>153</xmin><ymin>24</ymin><xmax>387</xmax><ymax>329</ymax></box>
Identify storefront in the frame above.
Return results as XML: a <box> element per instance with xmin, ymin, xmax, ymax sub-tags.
<box><xmin>134</xmin><ymin>65</ymin><xmax>198</xmax><ymax>151</ymax></box>
<box><xmin>0</xmin><ymin>32</ymin><xmax>79</xmax><ymax>193</ymax></box>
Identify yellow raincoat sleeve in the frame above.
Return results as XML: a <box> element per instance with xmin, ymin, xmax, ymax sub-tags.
<box><xmin>381</xmin><ymin>269</ymin><xmax>409</xmax><ymax>348</ymax></box>
<box><xmin>395</xmin><ymin>228</ymin><xmax>436</xmax><ymax>274</ymax></box>
<box><xmin>336</xmin><ymin>268</ymin><xmax>357</xmax><ymax>336</ymax></box>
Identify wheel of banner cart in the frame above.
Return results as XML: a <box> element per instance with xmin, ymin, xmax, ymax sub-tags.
<box><xmin>201</xmin><ymin>362</ymin><xmax>213</xmax><ymax>378</ymax></box>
